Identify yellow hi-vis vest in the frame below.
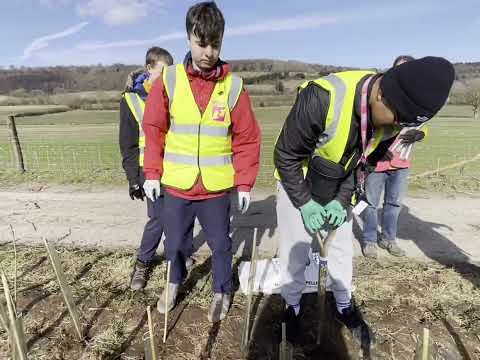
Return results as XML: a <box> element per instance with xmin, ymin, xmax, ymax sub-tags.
<box><xmin>274</xmin><ymin>71</ymin><xmax>398</xmax><ymax>180</ymax></box>
<box><xmin>161</xmin><ymin>64</ymin><xmax>243</xmax><ymax>192</ymax></box>
<box><xmin>123</xmin><ymin>92</ymin><xmax>146</xmax><ymax>167</ymax></box>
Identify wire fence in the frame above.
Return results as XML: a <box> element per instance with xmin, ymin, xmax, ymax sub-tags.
<box><xmin>1</xmin><ymin>108</ymin><xmax>480</xmax><ymax>191</ymax></box>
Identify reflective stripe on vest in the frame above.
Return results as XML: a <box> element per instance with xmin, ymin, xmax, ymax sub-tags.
<box><xmin>274</xmin><ymin>70</ymin><xmax>376</xmax><ymax>181</ymax></box>
<box><xmin>164</xmin><ymin>153</ymin><xmax>232</xmax><ymax>166</ymax></box>
<box><xmin>161</xmin><ymin>64</ymin><xmax>243</xmax><ymax>191</ymax></box>
<box><xmin>123</xmin><ymin>92</ymin><xmax>146</xmax><ymax>167</ymax></box>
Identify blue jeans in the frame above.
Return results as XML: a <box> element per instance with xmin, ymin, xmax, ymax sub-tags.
<box><xmin>362</xmin><ymin>168</ymin><xmax>409</xmax><ymax>244</ymax></box>
<box><xmin>137</xmin><ymin>196</ymin><xmax>194</xmax><ymax>263</ymax></box>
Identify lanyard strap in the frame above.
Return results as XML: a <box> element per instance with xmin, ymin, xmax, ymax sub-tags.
<box><xmin>357</xmin><ymin>75</ymin><xmax>375</xmax><ymax>192</ymax></box>
<box><xmin>359</xmin><ymin>75</ymin><xmax>375</xmax><ymax>165</ymax></box>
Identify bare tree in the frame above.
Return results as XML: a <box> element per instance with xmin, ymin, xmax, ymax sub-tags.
<box><xmin>464</xmin><ymin>85</ymin><xmax>480</xmax><ymax>119</ymax></box>
<box><xmin>275</xmin><ymin>80</ymin><xmax>285</xmax><ymax>94</ymax></box>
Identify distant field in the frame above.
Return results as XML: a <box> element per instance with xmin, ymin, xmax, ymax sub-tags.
<box><xmin>12</xmin><ymin>109</ymin><xmax>118</xmax><ymax>125</ymax></box>
<box><xmin>0</xmin><ymin>104</ymin><xmax>479</xmax><ymax>190</ymax></box>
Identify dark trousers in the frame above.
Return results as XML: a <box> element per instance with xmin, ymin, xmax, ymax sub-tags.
<box><xmin>137</xmin><ymin>196</ymin><xmax>193</xmax><ymax>263</ymax></box>
<box><xmin>163</xmin><ymin>192</ymin><xmax>232</xmax><ymax>293</ymax></box>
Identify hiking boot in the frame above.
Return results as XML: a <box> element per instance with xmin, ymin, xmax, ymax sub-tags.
<box><xmin>362</xmin><ymin>243</ymin><xmax>378</xmax><ymax>259</ymax></box>
<box><xmin>282</xmin><ymin>305</ymin><xmax>301</xmax><ymax>345</ymax></box>
<box><xmin>130</xmin><ymin>259</ymin><xmax>152</xmax><ymax>290</ymax></box>
<box><xmin>208</xmin><ymin>293</ymin><xmax>232</xmax><ymax>323</ymax></box>
<box><xmin>334</xmin><ymin>303</ymin><xmax>375</xmax><ymax>349</ymax></box>
<box><xmin>378</xmin><ymin>239</ymin><xmax>406</xmax><ymax>257</ymax></box>
<box><xmin>156</xmin><ymin>283</ymin><xmax>179</xmax><ymax>314</ymax></box>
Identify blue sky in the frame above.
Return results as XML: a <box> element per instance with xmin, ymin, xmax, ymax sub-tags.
<box><xmin>1</xmin><ymin>0</ymin><xmax>479</xmax><ymax>68</ymax></box>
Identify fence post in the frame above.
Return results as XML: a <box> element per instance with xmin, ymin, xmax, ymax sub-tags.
<box><xmin>6</xmin><ymin>116</ymin><xmax>25</xmax><ymax>173</ymax></box>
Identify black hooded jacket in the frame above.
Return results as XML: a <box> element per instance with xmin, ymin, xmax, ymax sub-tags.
<box><xmin>119</xmin><ymin>69</ymin><xmax>146</xmax><ymax>186</ymax></box>
<box><xmin>274</xmin><ymin>74</ymin><xmax>383</xmax><ymax>209</ymax></box>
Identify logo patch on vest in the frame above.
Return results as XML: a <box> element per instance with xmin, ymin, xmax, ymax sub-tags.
<box><xmin>212</xmin><ymin>102</ymin><xmax>226</xmax><ymax>122</ymax></box>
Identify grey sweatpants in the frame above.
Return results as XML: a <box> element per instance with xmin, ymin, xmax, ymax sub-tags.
<box><xmin>277</xmin><ymin>182</ymin><xmax>353</xmax><ymax>307</ymax></box>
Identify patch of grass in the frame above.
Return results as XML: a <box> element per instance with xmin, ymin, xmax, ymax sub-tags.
<box><xmin>88</xmin><ymin>318</ymin><xmax>128</xmax><ymax>358</ymax></box>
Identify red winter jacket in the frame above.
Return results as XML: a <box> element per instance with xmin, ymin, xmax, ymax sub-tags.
<box><xmin>142</xmin><ymin>57</ymin><xmax>261</xmax><ymax>200</ymax></box>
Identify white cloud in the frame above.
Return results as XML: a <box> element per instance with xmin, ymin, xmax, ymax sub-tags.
<box><xmin>226</xmin><ymin>14</ymin><xmax>340</xmax><ymax>37</ymax></box>
<box><xmin>72</xmin><ymin>2</ymin><xmax>424</xmax><ymax>52</ymax></box>
<box><xmin>21</xmin><ymin>22</ymin><xmax>89</xmax><ymax>61</ymax></box>
<box><xmin>77</xmin><ymin>0</ymin><xmax>165</xmax><ymax>26</ymax></box>
<box><xmin>23</xmin><ymin>0</ymin><xmax>445</xmax><ymax>67</ymax></box>
<box><xmin>74</xmin><ymin>13</ymin><xmax>342</xmax><ymax>51</ymax></box>
<box><xmin>76</xmin><ymin>31</ymin><xmax>185</xmax><ymax>50</ymax></box>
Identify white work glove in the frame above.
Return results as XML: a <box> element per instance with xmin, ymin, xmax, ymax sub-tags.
<box><xmin>238</xmin><ymin>191</ymin><xmax>250</xmax><ymax>214</ymax></box>
<box><xmin>143</xmin><ymin>180</ymin><xmax>161</xmax><ymax>202</ymax></box>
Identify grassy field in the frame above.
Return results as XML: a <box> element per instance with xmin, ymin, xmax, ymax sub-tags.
<box><xmin>0</xmin><ymin>244</ymin><xmax>479</xmax><ymax>358</ymax></box>
<box><xmin>0</xmin><ymin>104</ymin><xmax>479</xmax><ymax>190</ymax></box>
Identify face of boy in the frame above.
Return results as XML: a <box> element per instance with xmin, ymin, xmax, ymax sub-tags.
<box><xmin>188</xmin><ymin>32</ymin><xmax>222</xmax><ymax>71</ymax></box>
<box><xmin>370</xmin><ymin>77</ymin><xmax>399</xmax><ymax>129</ymax></box>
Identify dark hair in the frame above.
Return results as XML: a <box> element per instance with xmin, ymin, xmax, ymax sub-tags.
<box><xmin>145</xmin><ymin>47</ymin><xmax>173</xmax><ymax>67</ymax></box>
<box><xmin>393</xmin><ymin>55</ymin><xmax>415</xmax><ymax>67</ymax></box>
<box><xmin>186</xmin><ymin>1</ymin><xmax>225</xmax><ymax>45</ymax></box>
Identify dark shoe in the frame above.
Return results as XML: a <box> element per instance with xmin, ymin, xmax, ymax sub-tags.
<box><xmin>334</xmin><ymin>303</ymin><xmax>375</xmax><ymax>349</ymax></box>
<box><xmin>130</xmin><ymin>259</ymin><xmax>151</xmax><ymax>290</ymax></box>
<box><xmin>282</xmin><ymin>305</ymin><xmax>300</xmax><ymax>345</ymax></box>
<box><xmin>378</xmin><ymin>239</ymin><xmax>406</xmax><ymax>257</ymax></box>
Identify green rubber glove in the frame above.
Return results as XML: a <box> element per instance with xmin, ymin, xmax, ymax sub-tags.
<box><xmin>324</xmin><ymin>200</ymin><xmax>347</xmax><ymax>228</ymax></box>
<box><xmin>300</xmin><ymin>199</ymin><xmax>327</xmax><ymax>234</ymax></box>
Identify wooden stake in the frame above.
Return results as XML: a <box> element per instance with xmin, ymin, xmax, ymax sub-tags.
<box><xmin>43</xmin><ymin>238</ymin><xmax>83</xmax><ymax>341</ymax></box>
<box><xmin>421</xmin><ymin>328</ymin><xmax>430</xmax><ymax>360</ymax></box>
<box><xmin>412</xmin><ymin>153</ymin><xmax>480</xmax><ymax>179</ymax></box>
<box><xmin>147</xmin><ymin>305</ymin><xmax>157</xmax><ymax>359</ymax></box>
<box><xmin>241</xmin><ymin>227</ymin><xmax>258</xmax><ymax>351</ymax></box>
<box><xmin>9</xmin><ymin>224</ymin><xmax>18</xmax><ymax>305</ymax></box>
<box><xmin>14</xmin><ymin>317</ymin><xmax>28</xmax><ymax>357</ymax></box>
<box><xmin>6</xmin><ymin>116</ymin><xmax>25</xmax><ymax>173</ymax></box>
<box><xmin>1</xmin><ymin>272</ymin><xmax>27</xmax><ymax>360</ymax></box>
<box><xmin>0</xmin><ymin>298</ymin><xmax>9</xmax><ymax>336</ymax></box>
<box><xmin>163</xmin><ymin>261</ymin><xmax>171</xmax><ymax>343</ymax></box>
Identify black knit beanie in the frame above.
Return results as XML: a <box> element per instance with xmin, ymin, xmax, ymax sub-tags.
<box><xmin>380</xmin><ymin>56</ymin><xmax>455</xmax><ymax>126</ymax></box>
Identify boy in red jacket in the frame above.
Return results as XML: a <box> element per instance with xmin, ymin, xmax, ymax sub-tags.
<box><xmin>142</xmin><ymin>1</ymin><xmax>261</xmax><ymax>322</ymax></box>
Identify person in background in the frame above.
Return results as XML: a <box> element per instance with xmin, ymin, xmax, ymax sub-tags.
<box><xmin>119</xmin><ymin>47</ymin><xmax>194</xmax><ymax>290</ymax></box>
<box><xmin>362</xmin><ymin>55</ymin><xmax>429</xmax><ymax>258</ymax></box>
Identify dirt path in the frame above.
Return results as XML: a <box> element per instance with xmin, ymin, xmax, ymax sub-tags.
<box><xmin>1</xmin><ymin>185</ymin><xmax>479</xmax><ymax>265</ymax></box>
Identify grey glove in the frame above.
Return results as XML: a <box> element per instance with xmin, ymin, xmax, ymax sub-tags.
<box><xmin>399</xmin><ymin>129</ymin><xmax>425</xmax><ymax>144</ymax></box>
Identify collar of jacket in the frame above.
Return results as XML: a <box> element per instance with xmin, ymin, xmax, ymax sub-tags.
<box><xmin>182</xmin><ymin>51</ymin><xmax>231</xmax><ymax>81</ymax></box>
